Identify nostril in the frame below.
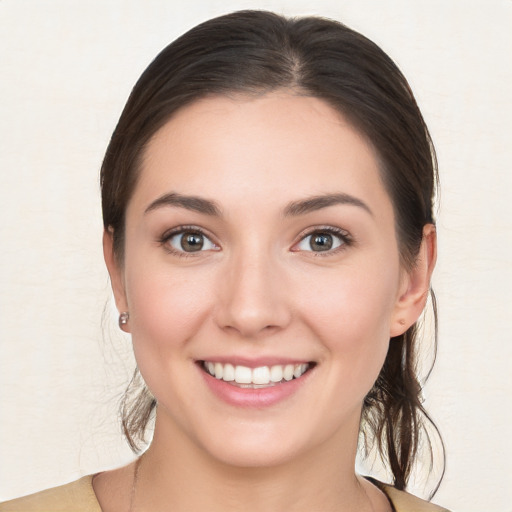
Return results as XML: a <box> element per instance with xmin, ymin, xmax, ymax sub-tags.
<box><xmin>213</xmin><ymin>269</ymin><xmax>292</xmax><ymax>337</ymax></box>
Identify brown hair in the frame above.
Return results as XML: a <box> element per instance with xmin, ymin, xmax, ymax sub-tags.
<box><xmin>101</xmin><ymin>10</ymin><xmax>443</xmax><ymax>494</ymax></box>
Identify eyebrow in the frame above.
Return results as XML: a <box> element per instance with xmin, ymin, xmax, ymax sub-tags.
<box><xmin>144</xmin><ymin>191</ymin><xmax>372</xmax><ymax>218</ymax></box>
<box><xmin>144</xmin><ymin>192</ymin><xmax>222</xmax><ymax>216</ymax></box>
<box><xmin>283</xmin><ymin>193</ymin><xmax>373</xmax><ymax>217</ymax></box>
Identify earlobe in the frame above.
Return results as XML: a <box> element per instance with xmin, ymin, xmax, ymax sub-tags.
<box><xmin>103</xmin><ymin>229</ymin><xmax>130</xmax><ymax>332</ymax></box>
<box><xmin>390</xmin><ymin>224</ymin><xmax>437</xmax><ymax>337</ymax></box>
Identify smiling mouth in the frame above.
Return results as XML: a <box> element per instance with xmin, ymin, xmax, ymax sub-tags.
<box><xmin>200</xmin><ymin>361</ymin><xmax>315</xmax><ymax>388</ymax></box>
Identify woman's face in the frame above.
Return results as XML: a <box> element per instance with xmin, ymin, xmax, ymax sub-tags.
<box><xmin>107</xmin><ymin>92</ymin><xmax>424</xmax><ymax>467</ymax></box>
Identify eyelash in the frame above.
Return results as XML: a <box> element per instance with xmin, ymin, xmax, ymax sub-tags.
<box><xmin>293</xmin><ymin>226</ymin><xmax>353</xmax><ymax>256</ymax></box>
<box><xmin>158</xmin><ymin>225</ymin><xmax>353</xmax><ymax>258</ymax></box>
<box><xmin>159</xmin><ymin>225</ymin><xmax>218</xmax><ymax>258</ymax></box>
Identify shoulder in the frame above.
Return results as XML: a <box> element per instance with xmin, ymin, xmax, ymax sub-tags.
<box><xmin>376</xmin><ymin>481</ymin><xmax>450</xmax><ymax>512</ymax></box>
<box><xmin>0</xmin><ymin>476</ymin><xmax>101</xmax><ymax>512</ymax></box>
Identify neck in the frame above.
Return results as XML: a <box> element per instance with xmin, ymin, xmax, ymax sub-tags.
<box><xmin>133</xmin><ymin>413</ymin><xmax>370</xmax><ymax>512</ymax></box>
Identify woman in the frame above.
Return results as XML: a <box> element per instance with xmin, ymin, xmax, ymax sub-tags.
<box><xmin>1</xmin><ymin>10</ymin><xmax>448</xmax><ymax>512</ymax></box>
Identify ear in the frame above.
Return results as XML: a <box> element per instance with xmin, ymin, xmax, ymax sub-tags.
<box><xmin>103</xmin><ymin>229</ymin><xmax>130</xmax><ymax>333</ymax></box>
<box><xmin>390</xmin><ymin>224</ymin><xmax>437</xmax><ymax>337</ymax></box>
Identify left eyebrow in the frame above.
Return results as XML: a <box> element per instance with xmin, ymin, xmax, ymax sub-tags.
<box><xmin>144</xmin><ymin>192</ymin><xmax>222</xmax><ymax>216</ymax></box>
<box><xmin>283</xmin><ymin>193</ymin><xmax>373</xmax><ymax>217</ymax></box>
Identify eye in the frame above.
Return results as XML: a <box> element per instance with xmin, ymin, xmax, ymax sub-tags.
<box><xmin>164</xmin><ymin>229</ymin><xmax>218</xmax><ymax>253</ymax></box>
<box><xmin>294</xmin><ymin>228</ymin><xmax>349</xmax><ymax>253</ymax></box>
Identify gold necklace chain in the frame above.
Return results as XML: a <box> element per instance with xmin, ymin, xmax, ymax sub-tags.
<box><xmin>359</xmin><ymin>478</ymin><xmax>377</xmax><ymax>512</ymax></box>
<box><xmin>128</xmin><ymin>456</ymin><xmax>142</xmax><ymax>512</ymax></box>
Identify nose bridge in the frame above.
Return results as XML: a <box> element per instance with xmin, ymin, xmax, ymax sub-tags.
<box><xmin>215</xmin><ymin>242</ymin><xmax>290</xmax><ymax>337</ymax></box>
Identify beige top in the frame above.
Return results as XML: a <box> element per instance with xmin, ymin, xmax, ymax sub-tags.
<box><xmin>0</xmin><ymin>476</ymin><xmax>450</xmax><ymax>512</ymax></box>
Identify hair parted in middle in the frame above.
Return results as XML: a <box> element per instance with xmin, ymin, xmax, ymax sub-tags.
<box><xmin>100</xmin><ymin>9</ymin><xmax>443</xmax><ymax>494</ymax></box>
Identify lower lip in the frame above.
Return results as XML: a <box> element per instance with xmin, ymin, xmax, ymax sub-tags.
<box><xmin>198</xmin><ymin>364</ymin><xmax>313</xmax><ymax>408</ymax></box>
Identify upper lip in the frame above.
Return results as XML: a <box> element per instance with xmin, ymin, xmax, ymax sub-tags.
<box><xmin>196</xmin><ymin>356</ymin><xmax>314</xmax><ymax>368</ymax></box>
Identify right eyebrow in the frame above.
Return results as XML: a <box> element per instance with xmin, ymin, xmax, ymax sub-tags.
<box><xmin>144</xmin><ymin>192</ymin><xmax>222</xmax><ymax>217</ymax></box>
<box><xmin>283</xmin><ymin>192</ymin><xmax>373</xmax><ymax>217</ymax></box>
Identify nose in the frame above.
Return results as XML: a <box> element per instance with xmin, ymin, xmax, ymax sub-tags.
<box><xmin>214</xmin><ymin>250</ymin><xmax>292</xmax><ymax>339</ymax></box>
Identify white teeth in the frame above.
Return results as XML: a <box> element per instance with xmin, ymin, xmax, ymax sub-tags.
<box><xmin>252</xmin><ymin>366</ymin><xmax>270</xmax><ymax>385</ymax></box>
<box><xmin>284</xmin><ymin>364</ymin><xmax>294</xmax><ymax>381</ymax></box>
<box><xmin>269</xmin><ymin>365</ymin><xmax>283</xmax><ymax>382</ymax></box>
<box><xmin>223</xmin><ymin>363</ymin><xmax>235</xmax><ymax>381</ymax></box>
<box><xmin>294</xmin><ymin>364</ymin><xmax>307</xmax><ymax>379</ymax></box>
<box><xmin>234</xmin><ymin>365</ymin><xmax>252</xmax><ymax>384</ymax></box>
<box><xmin>214</xmin><ymin>362</ymin><xmax>223</xmax><ymax>380</ymax></box>
<box><xmin>203</xmin><ymin>361</ymin><xmax>311</xmax><ymax>386</ymax></box>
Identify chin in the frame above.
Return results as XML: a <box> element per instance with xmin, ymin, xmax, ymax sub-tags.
<box><xmin>191</xmin><ymin>414</ymin><xmax>335</xmax><ymax>470</ymax></box>
<box><xmin>205</xmin><ymin>436</ymin><xmax>305</xmax><ymax>469</ymax></box>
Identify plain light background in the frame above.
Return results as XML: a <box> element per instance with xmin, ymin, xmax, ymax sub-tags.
<box><xmin>1</xmin><ymin>1</ymin><xmax>511</xmax><ymax>510</ymax></box>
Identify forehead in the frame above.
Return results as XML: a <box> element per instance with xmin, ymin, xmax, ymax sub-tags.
<box><xmin>132</xmin><ymin>92</ymin><xmax>391</xmax><ymax>216</ymax></box>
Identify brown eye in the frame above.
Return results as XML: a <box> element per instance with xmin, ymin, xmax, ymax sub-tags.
<box><xmin>180</xmin><ymin>232</ymin><xmax>204</xmax><ymax>252</ymax></box>
<box><xmin>167</xmin><ymin>230</ymin><xmax>217</xmax><ymax>253</ymax></box>
<box><xmin>310</xmin><ymin>233</ymin><xmax>333</xmax><ymax>251</ymax></box>
<box><xmin>295</xmin><ymin>229</ymin><xmax>348</xmax><ymax>253</ymax></box>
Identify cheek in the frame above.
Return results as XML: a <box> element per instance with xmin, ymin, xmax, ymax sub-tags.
<box><xmin>302</xmin><ymin>260</ymin><xmax>399</xmax><ymax>337</ymax></box>
<box><xmin>124</xmin><ymin>262</ymin><xmax>213</xmax><ymax>366</ymax></box>
<box><xmin>123</xmin><ymin>264</ymin><xmax>218</xmax><ymax>423</ymax></box>
<box><xmin>300</xmin><ymin>263</ymin><xmax>399</xmax><ymax>392</ymax></box>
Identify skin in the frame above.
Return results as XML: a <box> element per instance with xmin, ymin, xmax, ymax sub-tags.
<box><xmin>97</xmin><ymin>92</ymin><xmax>436</xmax><ymax>512</ymax></box>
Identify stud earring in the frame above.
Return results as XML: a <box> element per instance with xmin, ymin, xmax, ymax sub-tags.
<box><xmin>119</xmin><ymin>311</ymin><xmax>130</xmax><ymax>329</ymax></box>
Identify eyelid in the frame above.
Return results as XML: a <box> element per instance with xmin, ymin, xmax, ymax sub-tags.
<box><xmin>291</xmin><ymin>225</ymin><xmax>353</xmax><ymax>254</ymax></box>
<box><xmin>158</xmin><ymin>224</ymin><xmax>352</xmax><ymax>257</ymax></box>
<box><xmin>159</xmin><ymin>225</ymin><xmax>220</xmax><ymax>256</ymax></box>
